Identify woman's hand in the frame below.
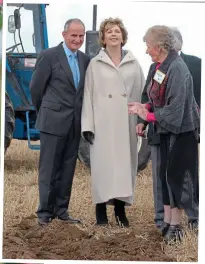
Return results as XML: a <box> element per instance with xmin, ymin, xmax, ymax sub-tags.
<box><xmin>137</xmin><ymin>107</ymin><xmax>149</xmax><ymax>121</ymax></box>
<box><xmin>128</xmin><ymin>102</ymin><xmax>141</xmax><ymax>114</ymax></box>
<box><xmin>128</xmin><ymin>102</ymin><xmax>149</xmax><ymax>121</ymax></box>
<box><xmin>128</xmin><ymin>102</ymin><xmax>145</xmax><ymax>108</ymax></box>
<box><xmin>136</xmin><ymin>123</ymin><xmax>146</xmax><ymax>137</ymax></box>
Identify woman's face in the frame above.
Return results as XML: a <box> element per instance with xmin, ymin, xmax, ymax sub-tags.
<box><xmin>103</xmin><ymin>24</ymin><xmax>123</xmax><ymax>48</ymax></box>
<box><xmin>145</xmin><ymin>39</ymin><xmax>161</xmax><ymax>62</ymax></box>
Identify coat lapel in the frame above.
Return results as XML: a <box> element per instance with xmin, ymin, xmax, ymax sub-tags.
<box><xmin>57</xmin><ymin>43</ymin><xmax>75</xmax><ymax>89</ymax></box>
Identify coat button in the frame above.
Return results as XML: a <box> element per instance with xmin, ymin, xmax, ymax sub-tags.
<box><xmin>122</xmin><ymin>94</ymin><xmax>127</xmax><ymax>97</ymax></box>
<box><xmin>108</xmin><ymin>94</ymin><xmax>112</xmax><ymax>98</ymax></box>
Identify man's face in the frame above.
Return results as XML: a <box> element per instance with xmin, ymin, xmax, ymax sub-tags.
<box><xmin>62</xmin><ymin>22</ymin><xmax>85</xmax><ymax>52</ymax></box>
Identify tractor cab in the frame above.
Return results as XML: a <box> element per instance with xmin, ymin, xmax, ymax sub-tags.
<box><xmin>6</xmin><ymin>4</ymin><xmax>48</xmax><ymax>150</ymax></box>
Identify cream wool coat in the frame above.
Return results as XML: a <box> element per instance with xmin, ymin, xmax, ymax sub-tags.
<box><xmin>81</xmin><ymin>50</ymin><xmax>145</xmax><ymax>205</ymax></box>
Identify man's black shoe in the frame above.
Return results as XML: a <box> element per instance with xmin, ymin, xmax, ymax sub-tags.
<box><xmin>56</xmin><ymin>215</ymin><xmax>81</xmax><ymax>224</ymax></box>
<box><xmin>188</xmin><ymin>220</ymin><xmax>198</xmax><ymax>230</ymax></box>
<box><xmin>38</xmin><ymin>217</ymin><xmax>53</xmax><ymax>226</ymax></box>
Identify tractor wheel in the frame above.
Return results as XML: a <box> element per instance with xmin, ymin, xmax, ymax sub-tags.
<box><xmin>5</xmin><ymin>93</ymin><xmax>15</xmax><ymax>152</ymax></box>
<box><xmin>78</xmin><ymin>136</ymin><xmax>151</xmax><ymax>172</ymax></box>
<box><xmin>137</xmin><ymin>136</ymin><xmax>151</xmax><ymax>171</ymax></box>
<box><xmin>78</xmin><ymin>138</ymin><xmax>90</xmax><ymax>168</ymax></box>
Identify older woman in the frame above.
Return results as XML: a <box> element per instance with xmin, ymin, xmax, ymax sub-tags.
<box><xmin>128</xmin><ymin>25</ymin><xmax>199</xmax><ymax>242</ymax></box>
<box><xmin>81</xmin><ymin>18</ymin><xmax>145</xmax><ymax>227</ymax></box>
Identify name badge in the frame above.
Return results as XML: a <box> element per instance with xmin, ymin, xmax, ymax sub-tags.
<box><xmin>153</xmin><ymin>70</ymin><xmax>166</xmax><ymax>84</ymax></box>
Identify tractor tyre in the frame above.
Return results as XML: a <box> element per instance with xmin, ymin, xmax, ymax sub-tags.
<box><xmin>5</xmin><ymin>93</ymin><xmax>15</xmax><ymax>153</ymax></box>
<box><xmin>78</xmin><ymin>136</ymin><xmax>151</xmax><ymax>172</ymax></box>
<box><xmin>137</xmin><ymin>136</ymin><xmax>151</xmax><ymax>171</ymax></box>
<box><xmin>78</xmin><ymin>138</ymin><xmax>90</xmax><ymax>168</ymax></box>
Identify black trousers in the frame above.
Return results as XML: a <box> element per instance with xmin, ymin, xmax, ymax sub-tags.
<box><xmin>160</xmin><ymin>132</ymin><xmax>198</xmax><ymax>215</ymax></box>
<box><xmin>37</xmin><ymin>121</ymin><xmax>80</xmax><ymax>219</ymax></box>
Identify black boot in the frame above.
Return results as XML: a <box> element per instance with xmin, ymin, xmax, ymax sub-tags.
<box><xmin>96</xmin><ymin>203</ymin><xmax>108</xmax><ymax>225</ymax></box>
<box><xmin>114</xmin><ymin>199</ymin><xmax>129</xmax><ymax>227</ymax></box>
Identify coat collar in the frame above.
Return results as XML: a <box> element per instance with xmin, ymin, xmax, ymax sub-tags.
<box><xmin>95</xmin><ymin>49</ymin><xmax>136</xmax><ymax>68</ymax></box>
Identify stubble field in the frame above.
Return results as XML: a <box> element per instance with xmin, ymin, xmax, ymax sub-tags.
<box><xmin>3</xmin><ymin>140</ymin><xmax>198</xmax><ymax>261</ymax></box>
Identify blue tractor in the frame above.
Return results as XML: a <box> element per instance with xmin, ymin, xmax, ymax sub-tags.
<box><xmin>5</xmin><ymin>3</ymin><xmax>150</xmax><ymax>170</ymax></box>
<box><xmin>5</xmin><ymin>4</ymin><xmax>48</xmax><ymax>152</ymax></box>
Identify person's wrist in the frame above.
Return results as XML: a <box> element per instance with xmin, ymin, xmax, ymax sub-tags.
<box><xmin>145</xmin><ymin>103</ymin><xmax>151</xmax><ymax>110</ymax></box>
<box><xmin>146</xmin><ymin>112</ymin><xmax>157</xmax><ymax>122</ymax></box>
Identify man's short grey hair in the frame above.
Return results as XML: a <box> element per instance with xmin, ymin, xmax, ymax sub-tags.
<box><xmin>170</xmin><ymin>27</ymin><xmax>183</xmax><ymax>52</ymax></box>
<box><xmin>64</xmin><ymin>18</ymin><xmax>85</xmax><ymax>31</ymax></box>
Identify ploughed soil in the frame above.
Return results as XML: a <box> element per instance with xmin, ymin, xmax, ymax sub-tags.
<box><xmin>5</xmin><ymin>141</ymin><xmax>197</xmax><ymax>262</ymax></box>
<box><xmin>3</xmin><ymin>215</ymin><xmax>174</xmax><ymax>261</ymax></box>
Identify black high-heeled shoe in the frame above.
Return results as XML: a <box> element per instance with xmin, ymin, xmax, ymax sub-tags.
<box><xmin>159</xmin><ymin>221</ymin><xmax>170</xmax><ymax>236</ymax></box>
<box><xmin>163</xmin><ymin>224</ymin><xmax>184</xmax><ymax>243</ymax></box>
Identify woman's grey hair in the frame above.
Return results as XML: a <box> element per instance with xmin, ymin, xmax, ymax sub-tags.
<box><xmin>170</xmin><ymin>27</ymin><xmax>183</xmax><ymax>52</ymax></box>
<box><xmin>98</xmin><ymin>17</ymin><xmax>128</xmax><ymax>48</ymax></box>
<box><xmin>143</xmin><ymin>25</ymin><xmax>175</xmax><ymax>52</ymax></box>
<box><xmin>64</xmin><ymin>18</ymin><xmax>85</xmax><ymax>31</ymax></box>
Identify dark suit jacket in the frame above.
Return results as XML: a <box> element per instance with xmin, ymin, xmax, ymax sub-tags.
<box><xmin>140</xmin><ymin>52</ymin><xmax>201</xmax><ymax>145</ymax></box>
<box><xmin>30</xmin><ymin>43</ymin><xmax>90</xmax><ymax>137</ymax></box>
<box><xmin>181</xmin><ymin>52</ymin><xmax>201</xmax><ymax>108</ymax></box>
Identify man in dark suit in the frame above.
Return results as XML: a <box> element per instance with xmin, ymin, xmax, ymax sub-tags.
<box><xmin>137</xmin><ymin>27</ymin><xmax>201</xmax><ymax>230</ymax></box>
<box><xmin>171</xmin><ymin>27</ymin><xmax>201</xmax><ymax>109</ymax></box>
<box><xmin>30</xmin><ymin>18</ymin><xmax>90</xmax><ymax>226</ymax></box>
<box><xmin>171</xmin><ymin>27</ymin><xmax>200</xmax><ymax>211</ymax></box>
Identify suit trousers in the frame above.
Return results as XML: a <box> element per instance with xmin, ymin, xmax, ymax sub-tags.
<box><xmin>151</xmin><ymin>145</ymin><xmax>164</xmax><ymax>227</ymax></box>
<box><xmin>37</xmin><ymin>120</ymin><xmax>80</xmax><ymax>219</ymax></box>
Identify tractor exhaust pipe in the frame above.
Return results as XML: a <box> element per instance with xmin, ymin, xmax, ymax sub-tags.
<box><xmin>92</xmin><ymin>5</ymin><xmax>97</xmax><ymax>31</ymax></box>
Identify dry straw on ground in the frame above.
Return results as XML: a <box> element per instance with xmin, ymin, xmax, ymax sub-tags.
<box><xmin>3</xmin><ymin>140</ymin><xmax>198</xmax><ymax>261</ymax></box>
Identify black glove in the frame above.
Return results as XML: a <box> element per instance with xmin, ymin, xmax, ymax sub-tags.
<box><xmin>83</xmin><ymin>131</ymin><xmax>94</xmax><ymax>145</ymax></box>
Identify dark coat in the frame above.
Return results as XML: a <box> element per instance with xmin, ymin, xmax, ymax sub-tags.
<box><xmin>181</xmin><ymin>52</ymin><xmax>201</xmax><ymax>108</ymax></box>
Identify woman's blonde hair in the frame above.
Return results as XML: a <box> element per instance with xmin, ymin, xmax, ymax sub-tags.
<box><xmin>143</xmin><ymin>25</ymin><xmax>175</xmax><ymax>52</ymax></box>
<box><xmin>98</xmin><ymin>17</ymin><xmax>128</xmax><ymax>48</ymax></box>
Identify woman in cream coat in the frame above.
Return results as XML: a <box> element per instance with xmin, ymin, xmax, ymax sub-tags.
<box><xmin>81</xmin><ymin>18</ymin><xmax>145</xmax><ymax>227</ymax></box>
